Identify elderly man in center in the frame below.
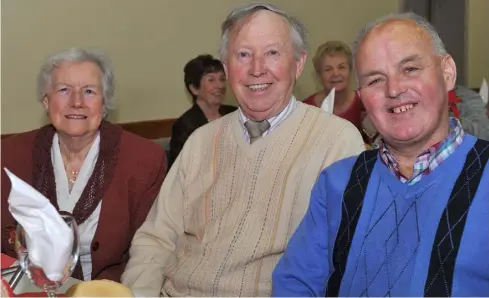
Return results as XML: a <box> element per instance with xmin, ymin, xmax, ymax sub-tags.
<box><xmin>121</xmin><ymin>3</ymin><xmax>364</xmax><ymax>297</ymax></box>
<box><xmin>273</xmin><ymin>12</ymin><xmax>489</xmax><ymax>297</ymax></box>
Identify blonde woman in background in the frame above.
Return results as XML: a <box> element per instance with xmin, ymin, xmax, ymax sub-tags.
<box><xmin>303</xmin><ymin>41</ymin><xmax>371</xmax><ymax>143</ymax></box>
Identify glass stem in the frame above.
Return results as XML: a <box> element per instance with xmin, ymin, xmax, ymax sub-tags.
<box><xmin>46</xmin><ymin>289</ymin><xmax>57</xmax><ymax>297</ymax></box>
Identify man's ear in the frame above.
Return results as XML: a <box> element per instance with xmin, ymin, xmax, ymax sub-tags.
<box><xmin>42</xmin><ymin>95</ymin><xmax>49</xmax><ymax>111</ymax></box>
<box><xmin>441</xmin><ymin>55</ymin><xmax>457</xmax><ymax>91</ymax></box>
<box><xmin>295</xmin><ymin>52</ymin><xmax>307</xmax><ymax>79</ymax></box>
<box><xmin>223</xmin><ymin>62</ymin><xmax>228</xmax><ymax>78</ymax></box>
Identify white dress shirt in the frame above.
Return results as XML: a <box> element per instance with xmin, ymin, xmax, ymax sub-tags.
<box><xmin>238</xmin><ymin>95</ymin><xmax>298</xmax><ymax>142</ymax></box>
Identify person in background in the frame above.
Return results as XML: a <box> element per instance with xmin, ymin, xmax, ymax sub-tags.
<box><xmin>303</xmin><ymin>41</ymin><xmax>369</xmax><ymax>143</ymax></box>
<box><xmin>273</xmin><ymin>12</ymin><xmax>489</xmax><ymax>296</ymax></box>
<box><xmin>1</xmin><ymin>48</ymin><xmax>167</xmax><ymax>282</ymax></box>
<box><xmin>121</xmin><ymin>3</ymin><xmax>364</xmax><ymax>297</ymax></box>
<box><xmin>448</xmin><ymin>85</ymin><xmax>489</xmax><ymax>140</ymax></box>
<box><xmin>168</xmin><ymin>54</ymin><xmax>237</xmax><ymax>168</ymax></box>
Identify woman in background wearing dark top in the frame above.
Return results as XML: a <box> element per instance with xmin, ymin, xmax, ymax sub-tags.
<box><xmin>168</xmin><ymin>54</ymin><xmax>237</xmax><ymax>168</ymax></box>
<box><xmin>303</xmin><ymin>41</ymin><xmax>369</xmax><ymax>143</ymax></box>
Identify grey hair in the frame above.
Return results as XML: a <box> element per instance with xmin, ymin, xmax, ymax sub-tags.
<box><xmin>219</xmin><ymin>3</ymin><xmax>308</xmax><ymax>61</ymax></box>
<box><xmin>352</xmin><ymin>12</ymin><xmax>448</xmax><ymax>82</ymax></box>
<box><xmin>37</xmin><ymin>48</ymin><xmax>115</xmax><ymax>116</ymax></box>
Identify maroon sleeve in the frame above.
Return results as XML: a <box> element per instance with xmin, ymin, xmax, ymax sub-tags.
<box><xmin>93</xmin><ymin>140</ymin><xmax>168</xmax><ymax>282</ymax></box>
<box><xmin>130</xmin><ymin>148</ymin><xmax>167</xmax><ymax>235</ymax></box>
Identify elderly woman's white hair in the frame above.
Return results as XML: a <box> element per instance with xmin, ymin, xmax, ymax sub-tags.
<box><xmin>37</xmin><ymin>48</ymin><xmax>115</xmax><ymax>117</ymax></box>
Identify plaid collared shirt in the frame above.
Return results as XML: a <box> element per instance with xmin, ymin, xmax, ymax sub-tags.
<box><xmin>379</xmin><ymin>117</ymin><xmax>465</xmax><ymax>185</ymax></box>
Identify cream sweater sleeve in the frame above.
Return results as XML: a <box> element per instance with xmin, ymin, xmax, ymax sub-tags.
<box><xmin>121</xmin><ymin>152</ymin><xmax>186</xmax><ymax>297</ymax></box>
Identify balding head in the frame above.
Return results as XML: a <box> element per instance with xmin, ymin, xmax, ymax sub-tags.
<box><xmin>353</xmin><ymin>12</ymin><xmax>447</xmax><ymax>83</ymax></box>
<box><xmin>353</xmin><ymin>12</ymin><xmax>457</xmax><ymax>157</ymax></box>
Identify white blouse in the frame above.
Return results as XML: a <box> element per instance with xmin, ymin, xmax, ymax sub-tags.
<box><xmin>51</xmin><ymin>133</ymin><xmax>102</xmax><ymax>281</ymax></box>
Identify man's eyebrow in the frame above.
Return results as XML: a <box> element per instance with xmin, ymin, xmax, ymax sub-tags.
<box><xmin>398</xmin><ymin>54</ymin><xmax>422</xmax><ymax>66</ymax></box>
<box><xmin>52</xmin><ymin>82</ymin><xmax>100</xmax><ymax>88</ymax></box>
<box><xmin>359</xmin><ymin>70</ymin><xmax>384</xmax><ymax>80</ymax></box>
<box><xmin>359</xmin><ymin>55</ymin><xmax>423</xmax><ymax>80</ymax></box>
<box><xmin>83</xmin><ymin>84</ymin><xmax>100</xmax><ymax>88</ymax></box>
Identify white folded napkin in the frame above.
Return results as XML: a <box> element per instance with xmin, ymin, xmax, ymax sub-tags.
<box><xmin>5</xmin><ymin>168</ymin><xmax>74</xmax><ymax>281</ymax></box>
<box><xmin>321</xmin><ymin>88</ymin><xmax>335</xmax><ymax>113</ymax></box>
<box><xmin>480</xmin><ymin>78</ymin><xmax>488</xmax><ymax>105</ymax></box>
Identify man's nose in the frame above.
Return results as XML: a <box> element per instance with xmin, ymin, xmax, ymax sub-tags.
<box><xmin>385</xmin><ymin>76</ymin><xmax>405</xmax><ymax>99</ymax></box>
<box><xmin>250</xmin><ymin>56</ymin><xmax>266</xmax><ymax>77</ymax></box>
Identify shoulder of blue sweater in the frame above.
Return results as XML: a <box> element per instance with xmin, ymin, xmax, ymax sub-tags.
<box><xmin>460</xmin><ymin>133</ymin><xmax>478</xmax><ymax>150</ymax></box>
<box><xmin>318</xmin><ymin>154</ymin><xmax>359</xmax><ymax>184</ymax></box>
<box><xmin>312</xmin><ymin>155</ymin><xmax>362</xmax><ymax>208</ymax></box>
<box><xmin>463</xmin><ymin>134</ymin><xmax>489</xmax><ymax>168</ymax></box>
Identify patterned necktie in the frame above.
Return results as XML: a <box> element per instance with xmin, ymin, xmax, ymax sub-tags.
<box><xmin>244</xmin><ymin>120</ymin><xmax>271</xmax><ymax>144</ymax></box>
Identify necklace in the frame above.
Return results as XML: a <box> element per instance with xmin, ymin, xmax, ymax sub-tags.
<box><xmin>68</xmin><ymin>168</ymin><xmax>79</xmax><ymax>186</ymax></box>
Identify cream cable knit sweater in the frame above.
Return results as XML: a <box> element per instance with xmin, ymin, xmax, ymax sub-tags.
<box><xmin>122</xmin><ymin>102</ymin><xmax>365</xmax><ymax>296</ymax></box>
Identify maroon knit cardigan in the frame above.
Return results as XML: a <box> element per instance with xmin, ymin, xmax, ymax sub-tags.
<box><xmin>1</xmin><ymin>122</ymin><xmax>167</xmax><ymax>281</ymax></box>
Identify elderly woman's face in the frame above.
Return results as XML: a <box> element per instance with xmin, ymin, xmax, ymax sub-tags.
<box><xmin>43</xmin><ymin>61</ymin><xmax>104</xmax><ymax>138</ymax></box>
<box><xmin>318</xmin><ymin>53</ymin><xmax>351</xmax><ymax>93</ymax></box>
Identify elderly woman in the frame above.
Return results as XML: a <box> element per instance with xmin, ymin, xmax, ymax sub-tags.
<box><xmin>303</xmin><ymin>41</ymin><xmax>369</xmax><ymax>143</ymax></box>
<box><xmin>167</xmin><ymin>54</ymin><xmax>237</xmax><ymax>168</ymax></box>
<box><xmin>1</xmin><ymin>48</ymin><xmax>167</xmax><ymax>282</ymax></box>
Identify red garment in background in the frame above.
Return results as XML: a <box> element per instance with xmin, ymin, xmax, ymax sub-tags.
<box><xmin>303</xmin><ymin>92</ymin><xmax>368</xmax><ymax>142</ymax></box>
<box><xmin>1</xmin><ymin>253</ymin><xmax>15</xmax><ymax>268</ymax></box>
<box><xmin>448</xmin><ymin>89</ymin><xmax>461</xmax><ymax>118</ymax></box>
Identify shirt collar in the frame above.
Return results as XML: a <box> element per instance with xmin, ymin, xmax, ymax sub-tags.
<box><xmin>237</xmin><ymin>96</ymin><xmax>297</xmax><ymax>142</ymax></box>
<box><xmin>379</xmin><ymin>117</ymin><xmax>465</xmax><ymax>184</ymax></box>
<box><xmin>238</xmin><ymin>95</ymin><xmax>296</xmax><ymax>124</ymax></box>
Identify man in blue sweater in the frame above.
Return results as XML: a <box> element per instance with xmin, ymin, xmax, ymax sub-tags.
<box><xmin>272</xmin><ymin>12</ymin><xmax>489</xmax><ymax>297</ymax></box>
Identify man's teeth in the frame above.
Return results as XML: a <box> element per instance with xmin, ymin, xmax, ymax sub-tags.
<box><xmin>248</xmin><ymin>84</ymin><xmax>271</xmax><ymax>91</ymax></box>
<box><xmin>66</xmin><ymin>115</ymin><xmax>87</xmax><ymax>119</ymax></box>
<box><xmin>392</xmin><ymin>104</ymin><xmax>414</xmax><ymax>114</ymax></box>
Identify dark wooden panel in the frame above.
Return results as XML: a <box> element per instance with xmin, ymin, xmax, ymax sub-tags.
<box><xmin>1</xmin><ymin>118</ymin><xmax>177</xmax><ymax>140</ymax></box>
<box><xmin>1</xmin><ymin>133</ymin><xmax>15</xmax><ymax>139</ymax></box>
<box><xmin>118</xmin><ymin>118</ymin><xmax>176</xmax><ymax>139</ymax></box>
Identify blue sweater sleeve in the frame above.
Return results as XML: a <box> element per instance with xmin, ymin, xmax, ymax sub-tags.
<box><xmin>272</xmin><ymin>171</ymin><xmax>331</xmax><ymax>296</ymax></box>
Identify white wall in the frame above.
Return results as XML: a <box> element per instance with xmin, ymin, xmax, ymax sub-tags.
<box><xmin>467</xmin><ymin>0</ymin><xmax>489</xmax><ymax>88</ymax></box>
<box><xmin>1</xmin><ymin>0</ymin><xmax>399</xmax><ymax>133</ymax></box>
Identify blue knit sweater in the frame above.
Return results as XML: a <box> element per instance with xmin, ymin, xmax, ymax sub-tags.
<box><xmin>272</xmin><ymin>135</ymin><xmax>489</xmax><ymax>296</ymax></box>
